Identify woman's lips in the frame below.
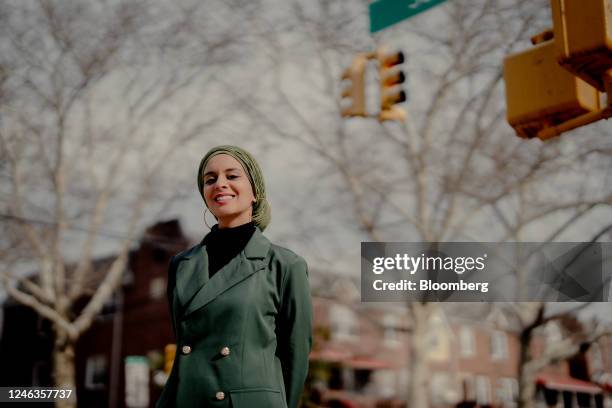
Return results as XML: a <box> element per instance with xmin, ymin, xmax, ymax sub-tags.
<box><xmin>214</xmin><ymin>195</ymin><xmax>234</xmax><ymax>205</ymax></box>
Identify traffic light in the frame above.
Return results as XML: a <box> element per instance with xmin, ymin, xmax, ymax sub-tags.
<box><xmin>550</xmin><ymin>0</ymin><xmax>612</xmax><ymax>93</ymax></box>
<box><xmin>503</xmin><ymin>0</ymin><xmax>612</xmax><ymax>140</ymax></box>
<box><xmin>340</xmin><ymin>54</ymin><xmax>368</xmax><ymax>117</ymax></box>
<box><xmin>503</xmin><ymin>38</ymin><xmax>600</xmax><ymax>140</ymax></box>
<box><xmin>164</xmin><ymin>344</ymin><xmax>176</xmax><ymax>375</ymax></box>
<box><xmin>377</xmin><ymin>48</ymin><xmax>407</xmax><ymax>122</ymax></box>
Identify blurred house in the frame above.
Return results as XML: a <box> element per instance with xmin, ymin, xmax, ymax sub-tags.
<box><xmin>1</xmin><ymin>219</ymin><xmax>610</xmax><ymax>408</ymax></box>
<box><xmin>307</xmin><ymin>271</ymin><xmax>611</xmax><ymax>408</ymax></box>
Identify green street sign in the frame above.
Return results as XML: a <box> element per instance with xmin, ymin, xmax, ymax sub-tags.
<box><xmin>369</xmin><ymin>0</ymin><xmax>447</xmax><ymax>33</ymax></box>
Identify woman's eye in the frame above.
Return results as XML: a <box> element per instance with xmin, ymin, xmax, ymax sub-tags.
<box><xmin>205</xmin><ymin>178</ymin><xmax>216</xmax><ymax>185</ymax></box>
<box><xmin>227</xmin><ymin>175</ymin><xmax>238</xmax><ymax>179</ymax></box>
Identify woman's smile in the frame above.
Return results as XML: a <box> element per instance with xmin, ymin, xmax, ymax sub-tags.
<box><xmin>213</xmin><ymin>193</ymin><xmax>235</xmax><ymax>204</ymax></box>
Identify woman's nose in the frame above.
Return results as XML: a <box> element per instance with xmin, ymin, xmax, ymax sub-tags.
<box><xmin>214</xmin><ymin>176</ymin><xmax>228</xmax><ymax>188</ymax></box>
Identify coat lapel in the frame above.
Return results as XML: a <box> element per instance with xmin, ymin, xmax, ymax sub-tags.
<box><xmin>181</xmin><ymin>227</ymin><xmax>271</xmax><ymax>319</ymax></box>
<box><xmin>174</xmin><ymin>243</ymin><xmax>209</xmax><ymax>309</ymax></box>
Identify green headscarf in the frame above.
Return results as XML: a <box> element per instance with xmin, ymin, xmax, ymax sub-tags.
<box><xmin>197</xmin><ymin>145</ymin><xmax>271</xmax><ymax>231</ymax></box>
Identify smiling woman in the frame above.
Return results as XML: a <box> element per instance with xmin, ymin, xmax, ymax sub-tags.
<box><xmin>156</xmin><ymin>145</ymin><xmax>313</xmax><ymax>408</ymax></box>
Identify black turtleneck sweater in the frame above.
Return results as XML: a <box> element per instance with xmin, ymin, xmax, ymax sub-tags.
<box><xmin>202</xmin><ymin>221</ymin><xmax>256</xmax><ymax>279</ymax></box>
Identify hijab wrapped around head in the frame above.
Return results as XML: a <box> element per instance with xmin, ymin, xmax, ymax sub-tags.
<box><xmin>197</xmin><ymin>145</ymin><xmax>271</xmax><ymax>231</ymax></box>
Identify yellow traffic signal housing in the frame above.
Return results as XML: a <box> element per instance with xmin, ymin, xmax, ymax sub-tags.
<box><xmin>164</xmin><ymin>344</ymin><xmax>176</xmax><ymax>374</ymax></box>
<box><xmin>340</xmin><ymin>54</ymin><xmax>368</xmax><ymax>117</ymax></box>
<box><xmin>503</xmin><ymin>39</ymin><xmax>600</xmax><ymax>139</ymax></box>
<box><xmin>551</xmin><ymin>0</ymin><xmax>612</xmax><ymax>92</ymax></box>
<box><xmin>377</xmin><ymin>48</ymin><xmax>407</xmax><ymax>121</ymax></box>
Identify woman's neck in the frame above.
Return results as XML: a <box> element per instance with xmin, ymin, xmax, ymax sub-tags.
<box><xmin>217</xmin><ymin>217</ymin><xmax>253</xmax><ymax>229</ymax></box>
<box><xmin>213</xmin><ymin>220</ymin><xmax>255</xmax><ymax>233</ymax></box>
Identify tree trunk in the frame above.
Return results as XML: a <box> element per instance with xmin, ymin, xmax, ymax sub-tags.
<box><xmin>517</xmin><ymin>328</ymin><xmax>535</xmax><ymax>408</ymax></box>
<box><xmin>53</xmin><ymin>332</ymin><xmax>77</xmax><ymax>408</ymax></box>
<box><xmin>407</xmin><ymin>303</ymin><xmax>431</xmax><ymax>408</ymax></box>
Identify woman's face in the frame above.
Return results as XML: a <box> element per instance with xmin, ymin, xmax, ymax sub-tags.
<box><xmin>202</xmin><ymin>154</ymin><xmax>256</xmax><ymax>229</ymax></box>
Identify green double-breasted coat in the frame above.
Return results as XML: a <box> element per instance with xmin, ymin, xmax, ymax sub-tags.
<box><xmin>155</xmin><ymin>227</ymin><xmax>313</xmax><ymax>408</ymax></box>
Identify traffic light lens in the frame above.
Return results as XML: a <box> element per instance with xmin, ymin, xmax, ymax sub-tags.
<box><xmin>399</xmin><ymin>90</ymin><xmax>406</xmax><ymax>103</ymax></box>
<box><xmin>378</xmin><ymin>48</ymin><xmax>406</xmax><ymax>116</ymax></box>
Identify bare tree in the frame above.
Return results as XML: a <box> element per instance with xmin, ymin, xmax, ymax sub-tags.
<box><xmin>0</xmin><ymin>1</ymin><xmax>260</xmax><ymax>406</ymax></box>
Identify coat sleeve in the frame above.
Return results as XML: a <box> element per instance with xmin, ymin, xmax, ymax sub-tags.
<box><xmin>156</xmin><ymin>256</ymin><xmax>179</xmax><ymax>408</ymax></box>
<box><xmin>277</xmin><ymin>257</ymin><xmax>313</xmax><ymax>408</ymax></box>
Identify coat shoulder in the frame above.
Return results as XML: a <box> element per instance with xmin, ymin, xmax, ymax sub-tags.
<box><xmin>268</xmin><ymin>243</ymin><xmax>306</xmax><ymax>267</ymax></box>
<box><xmin>173</xmin><ymin>243</ymin><xmax>202</xmax><ymax>260</ymax></box>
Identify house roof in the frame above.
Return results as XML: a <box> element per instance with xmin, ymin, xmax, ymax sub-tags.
<box><xmin>537</xmin><ymin>373</ymin><xmax>603</xmax><ymax>394</ymax></box>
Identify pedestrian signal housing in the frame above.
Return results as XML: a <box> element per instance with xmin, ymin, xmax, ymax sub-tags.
<box><xmin>503</xmin><ymin>39</ymin><xmax>600</xmax><ymax>140</ymax></box>
<box><xmin>551</xmin><ymin>0</ymin><xmax>612</xmax><ymax>93</ymax></box>
<box><xmin>340</xmin><ymin>54</ymin><xmax>368</xmax><ymax>117</ymax></box>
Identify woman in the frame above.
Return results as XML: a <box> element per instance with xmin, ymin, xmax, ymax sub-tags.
<box><xmin>156</xmin><ymin>145</ymin><xmax>313</xmax><ymax>408</ymax></box>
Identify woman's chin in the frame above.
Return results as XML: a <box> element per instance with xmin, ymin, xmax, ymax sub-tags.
<box><xmin>214</xmin><ymin>211</ymin><xmax>236</xmax><ymax>221</ymax></box>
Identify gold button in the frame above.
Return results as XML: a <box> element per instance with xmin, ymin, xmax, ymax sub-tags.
<box><xmin>215</xmin><ymin>391</ymin><xmax>225</xmax><ymax>400</ymax></box>
<box><xmin>220</xmin><ymin>346</ymin><xmax>230</xmax><ymax>356</ymax></box>
<box><xmin>182</xmin><ymin>345</ymin><xmax>192</xmax><ymax>355</ymax></box>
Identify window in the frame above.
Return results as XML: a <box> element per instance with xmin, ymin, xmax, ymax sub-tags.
<box><xmin>460</xmin><ymin>326</ymin><xmax>475</xmax><ymax>357</ymax></box>
<box><xmin>496</xmin><ymin>378</ymin><xmax>518</xmax><ymax>407</ymax></box>
<box><xmin>590</xmin><ymin>343</ymin><xmax>603</xmax><ymax>371</ymax></box>
<box><xmin>85</xmin><ymin>355</ymin><xmax>108</xmax><ymax>390</ymax></box>
<box><xmin>425</xmin><ymin>313</ymin><xmax>446</xmax><ymax>359</ymax></box>
<box><xmin>430</xmin><ymin>373</ymin><xmax>451</xmax><ymax>405</ymax></box>
<box><xmin>545</xmin><ymin>322</ymin><xmax>562</xmax><ymax>350</ymax></box>
<box><xmin>328</xmin><ymin>366</ymin><xmax>343</xmax><ymax>390</ymax></box>
<box><xmin>152</xmin><ymin>248</ymin><xmax>167</xmax><ymax>263</ymax></box>
<box><xmin>491</xmin><ymin>331</ymin><xmax>508</xmax><ymax>360</ymax></box>
<box><xmin>373</xmin><ymin>369</ymin><xmax>395</xmax><ymax>398</ymax></box>
<box><xmin>383</xmin><ymin>315</ymin><xmax>400</xmax><ymax>347</ymax></box>
<box><xmin>459</xmin><ymin>373</ymin><xmax>475</xmax><ymax>401</ymax></box>
<box><xmin>329</xmin><ymin>304</ymin><xmax>357</xmax><ymax>341</ymax></box>
<box><xmin>354</xmin><ymin>369</ymin><xmax>372</xmax><ymax>393</ymax></box>
<box><xmin>398</xmin><ymin>368</ymin><xmax>410</xmax><ymax>398</ymax></box>
<box><xmin>475</xmin><ymin>376</ymin><xmax>491</xmax><ymax>405</ymax></box>
<box><xmin>425</xmin><ymin>323</ymin><xmax>440</xmax><ymax>350</ymax></box>
<box><xmin>149</xmin><ymin>277</ymin><xmax>165</xmax><ymax>300</ymax></box>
